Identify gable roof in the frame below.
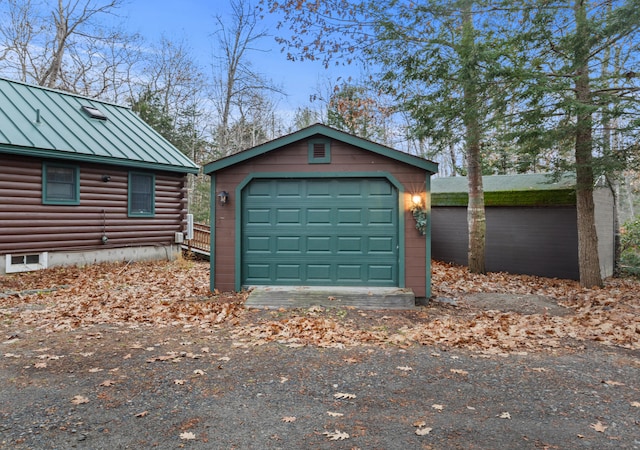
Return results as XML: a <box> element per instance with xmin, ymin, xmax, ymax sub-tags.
<box><xmin>203</xmin><ymin>123</ymin><xmax>438</xmax><ymax>174</ymax></box>
<box><xmin>0</xmin><ymin>77</ymin><xmax>199</xmax><ymax>174</ymax></box>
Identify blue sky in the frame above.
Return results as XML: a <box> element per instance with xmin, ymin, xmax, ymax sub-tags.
<box><xmin>122</xmin><ymin>0</ymin><xmax>355</xmax><ymax>112</ymax></box>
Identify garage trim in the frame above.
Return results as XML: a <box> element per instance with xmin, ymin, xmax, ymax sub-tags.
<box><xmin>234</xmin><ymin>171</ymin><xmax>406</xmax><ymax>291</ymax></box>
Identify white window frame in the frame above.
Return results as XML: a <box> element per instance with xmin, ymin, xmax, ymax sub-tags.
<box><xmin>5</xmin><ymin>253</ymin><xmax>48</xmax><ymax>273</ymax></box>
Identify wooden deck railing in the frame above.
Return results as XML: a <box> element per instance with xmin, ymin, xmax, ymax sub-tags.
<box><xmin>185</xmin><ymin>222</ymin><xmax>210</xmax><ymax>255</ymax></box>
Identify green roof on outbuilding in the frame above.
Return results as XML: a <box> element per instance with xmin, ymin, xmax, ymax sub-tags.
<box><xmin>204</xmin><ymin>123</ymin><xmax>439</xmax><ymax>174</ymax></box>
<box><xmin>0</xmin><ymin>77</ymin><xmax>198</xmax><ymax>174</ymax></box>
<box><xmin>432</xmin><ymin>173</ymin><xmax>577</xmax><ymax>206</ymax></box>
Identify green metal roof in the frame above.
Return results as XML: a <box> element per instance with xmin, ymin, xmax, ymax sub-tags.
<box><xmin>0</xmin><ymin>77</ymin><xmax>199</xmax><ymax>174</ymax></box>
<box><xmin>203</xmin><ymin>123</ymin><xmax>439</xmax><ymax>174</ymax></box>
<box><xmin>432</xmin><ymin>173</ymin><xmax>577</xmax><ymax>206</ymax></box>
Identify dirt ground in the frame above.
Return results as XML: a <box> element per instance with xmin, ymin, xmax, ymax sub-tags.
<box><xmin>1</xmin><ymin>260</ymin><xmax>639</xmax><ymax>449</ymax></box>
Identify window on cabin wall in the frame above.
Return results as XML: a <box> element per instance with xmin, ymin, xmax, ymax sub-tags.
<box><xmin>42</xmin><ymin>162</ymin><xmax>80</xmax><ymax>205</ymax></box>
<box><xmin>128</xmin><ymin>172</ymin><xmax>155</xmax><ymax>217</ymax></box>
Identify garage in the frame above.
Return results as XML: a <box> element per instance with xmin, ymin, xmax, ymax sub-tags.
<box><xmin>204</xmin><ymin>124</ymin><xmax>438</xmax><ymax>300</ymax></box>
<box><xmin>242</xmin><ymin>177</ymin><xmax>398</xmax><ymax>286</ymax></box>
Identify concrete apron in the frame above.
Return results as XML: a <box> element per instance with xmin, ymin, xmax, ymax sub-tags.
<box><xmin>245</xmin><ymin>286</ymin><xmax>416</xmax><ymax>310</ymax></box>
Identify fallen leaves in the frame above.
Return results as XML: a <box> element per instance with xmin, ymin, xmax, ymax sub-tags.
<box><xmin>2</xmin><ymin>260</ymin><xmax>244</xmax><ymax>331</ymax></box>
<box><xmin>333</xmin><ymin>392</ymin><xmax>356</xmax><ymax>400</ymax></box>
<box><xmin>281</xmin><ymin>416</ymin><xmax>296</xmax><ymax>423</ymax></box>
<box><xmin>179</xmin><ymin>431</ymin><xmax>196</xmax><ymax>440</ymax></box>
<box><xmin>3</xmin><ymin>259</ymin><xmax>639</xmax><ymax>353</ymax></box>
<box><xmin>323</xmin><ymin>429</ymin><xmax>349</xmax><ymax>441</ymax></box>
<box><xmin>415</xmin><ymin>427</ymin><xmax>433</xmax><ymax>436</ymax></box>
<box><xmin>71</xmin><ymin>395</ymin><xmax>89</xmax><ymax>405</ymax></box>
<box><xmin>498</xmin><ymin>412</ymin><xmax>511</xmax><ymax>419</ymax></box>
<box><xmin>590</xmin><ymin>421</ymin><xmax>608</xmax><ymax>433</ymax></box>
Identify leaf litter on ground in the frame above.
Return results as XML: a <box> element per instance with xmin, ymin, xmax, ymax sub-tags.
<box><xmin>1</xmin><ymin>259</ymin><xmax>638</xmax><ymax>353</ymax></box>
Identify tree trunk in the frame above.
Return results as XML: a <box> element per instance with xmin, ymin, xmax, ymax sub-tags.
<box><xmin>461</xmin><ymin>0</ymin><xmax>486</xmax><ymax>274</ymax></box>
<box><xmin>574</xmin><ymin>0</ymin><xmax>602</xmax><ymax>288</ymax></box>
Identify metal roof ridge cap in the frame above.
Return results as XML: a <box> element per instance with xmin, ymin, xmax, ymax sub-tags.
<box><xmin>0</xmin><ymin>76</ymin><xmax>133</xmax><ymax>110</ymax></box>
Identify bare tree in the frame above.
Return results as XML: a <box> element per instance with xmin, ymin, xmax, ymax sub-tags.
<box><xmin>210</xmin><ymin>0</ymin><xmax>283</xmax><ymax>155</ymax></box>
<box><xmin>0</xmin><ymin>0</ymin><xmax>140</xmax><ymax>97</ymax></box>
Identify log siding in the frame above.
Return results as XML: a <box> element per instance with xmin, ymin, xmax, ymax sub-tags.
<box><xmin>0</xmin><ymin>153</ymin><xmax>187</xmax><ymax>255</ymax></box>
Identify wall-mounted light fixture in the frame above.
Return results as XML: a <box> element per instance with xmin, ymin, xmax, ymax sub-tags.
<box><xmin>102</xmin><ymin>175</ymin><xmax>111</xmax><ymax>182</ymax></box>
<box><xmin>217</xmin><ymin>191</ymin><xmax>229</xmax><ymax>206</ymax></box>
<box><xmin>409</xmin><ymin>193</ymin><xmax>427</xmax><ymax>236</ymax></box>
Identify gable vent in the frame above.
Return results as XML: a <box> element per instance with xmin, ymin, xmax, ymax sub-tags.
<box><xmin>313</xmin><ymin>143</ymin><xmax>326</xmax><ymax>158</ymax></box>
<box><xmin>81</xmin><ymin>105</ymin><xmax>107</xmax><ymax>121</ymax></box>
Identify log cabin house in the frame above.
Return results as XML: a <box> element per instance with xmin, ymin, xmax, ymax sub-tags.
<box><xmin>0</xmin><ymin>77</ymin><xmax>199</xmax><ymax>274</ymax></box>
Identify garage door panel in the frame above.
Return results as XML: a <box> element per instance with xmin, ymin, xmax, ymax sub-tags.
<box><xmin>337</xmin><ymin>180</ymin><xmax>362</xmax><ymax>197</ymax></box>
<box><xmin>337</xmin><ymin>209</ymin><xmax>362</xmax><ymax>224</ymax></box>
<box><xmin>369</xmin><ymin>265</ymin><xmax>394</xmax><ymax>281</ymax></box>
<box><xmin>242</xmin><ymin>178</ymin><xmax>398</xmax><ymax>286</ymax></box>
<box><xmin>246</xmin><ymin>236</ymin><xmax>271</xmax><ymax>252</ymax></box>
<box><xmin>307</xmin><ymin>264</ymin><xmax>332</xmax><ymax>281</ymax></box>
<box><xmin>369</xmin><ymin>179</ymin><xmax>393</xmax><ymax>196</ymax></box>
<box><xmin>337</xmin><ymin>236</ymin><xmax>362</xmax><ymax>253</ymax></box>
<box><xmin>307</xmin><ymin>209</ymin><xmax>331</xmax><ymax>224</ymax></box>
<box><xmin>276</xmin><ymin>236</ymin><xmax>301</xmax><ymax>252</ymax></box>
<box><xmin>369</xmin><ymin>237</ymin><xmax>394</xmax><ymax>253</ymax></box>
<box><xmin>369</xmin><ymin>209</ymin><xmax>394</xmax><ymax>224</ymax></box>
<box><xmin>277</xmin><ymin>180</ymin><xmax>303</xmax><ymax>197</ymax></box>
<box><xmin>246</xmin><ymin>209</ymin><xmax>271</xmax><ymax>224</ymax></box>
<box><xmin>245</xmin><ymin>264</ymin><xmax>271</xmax><ymax>281</ymax></box>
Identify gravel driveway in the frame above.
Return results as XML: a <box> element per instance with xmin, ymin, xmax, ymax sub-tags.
<box><xmin>1</xmin><ymin>325</ymin><xmax>639</xmax><ymax>449</ymax></box>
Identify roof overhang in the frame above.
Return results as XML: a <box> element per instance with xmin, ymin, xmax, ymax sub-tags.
<box><xmin>1</xmin><ymin>144</ymin><xmax>200</xmax><ymax>174</ymax></box>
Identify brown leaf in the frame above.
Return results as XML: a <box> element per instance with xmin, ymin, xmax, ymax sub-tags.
<box><xmin>334</xmin><ymin>392</ymin><xmax>356</xmax><ymax>399</ymax></box>
<box><xmin>71</xmin><ymin>395</ymin><xmax>89</xmax><ymax>405</ymax></box>
<box><xmin>99</xmin><ymin>380</ymin><xmax>115</xmax><ymax>387</ymax></box>
<box><xmin>323</xmin><ymin>430</ymin><xmax>349</xmax><ymax>440</ymax></box>
<box><xmin>135</xmin><ymin>411</ymin><xmax>149</xmax><ymax>418</ymax></box>
<box><xmin>415</xmin><ymin>427</ymin><xmax>433</xmax><ymax>436</ymax></box>
<box><xmin>590</xmin><ymin>421</ymin><xmax>608</xmax><ymax>433</ymax></box>
<box><xmin>180</xmin><ymin>431</ymin><xmax>196</xmax><ymax>440</ymax></box>
<box><xmin>281</xmin><ymin>416</ymin><xmax>296</xmax><ymax>423</ymax></box>
<box><xmin>450</xmin><ymin>368</ymin><xmax>469</xmax><ymax>375</ymax></box>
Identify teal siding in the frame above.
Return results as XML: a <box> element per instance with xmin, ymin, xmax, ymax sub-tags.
<box><xmin>242</xmin><ymin>178</ymin><xmax>398</xmax><ymax>286</ymax></box>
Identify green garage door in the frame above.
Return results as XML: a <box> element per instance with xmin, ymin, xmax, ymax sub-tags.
<box><xmin>242</xmin><ymin>178</ymin><xmax>399</xmax><ymax>286</ymax></box>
